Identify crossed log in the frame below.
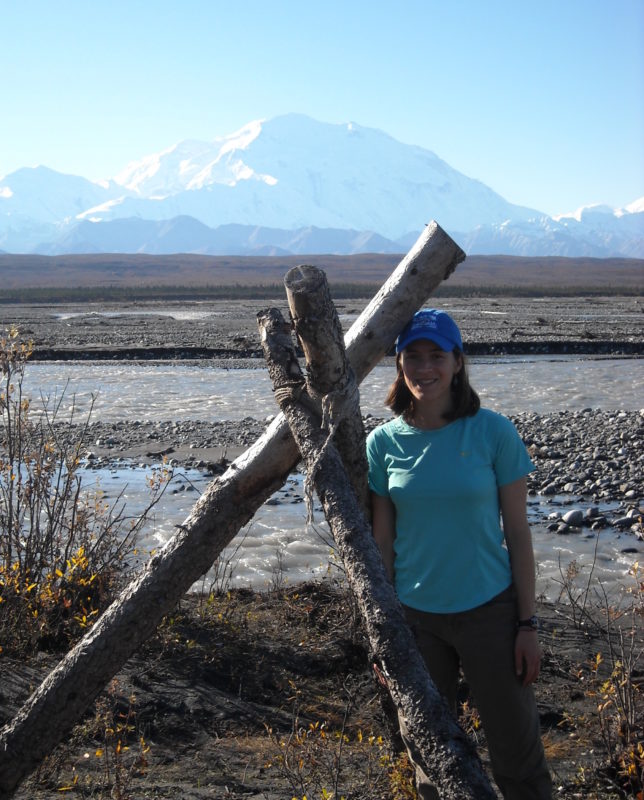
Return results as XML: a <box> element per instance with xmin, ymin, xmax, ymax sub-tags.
<box><xmin>0</xmin><ymin>222</ymin><xmax>469</xmax><ymax>797</ymax></box>
<box><xmin>260</xmin><ymin>275</ymin><xmax>495</xmax><ymax>799</ymax></box>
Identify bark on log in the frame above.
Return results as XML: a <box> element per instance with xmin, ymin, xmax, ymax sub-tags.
<box><xmin>284</xmin><ymin>263</ymin><xmax>369</xmax><ymax>516</ymax></box>
<box><xmin>0</xmin><ymin>222</ymin><xmax>464</xmax><ymax>798</ymax></box>
<box><xmin>258</xmin><ymin>306</ymin><xmax>495</xmax><ymax>800</ymax></box>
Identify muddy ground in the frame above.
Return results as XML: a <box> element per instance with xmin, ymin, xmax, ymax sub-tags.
<box><xmin>3</xmin><ymin>583</ymin><xmax>642</xmax><ymax>800</ymax></box>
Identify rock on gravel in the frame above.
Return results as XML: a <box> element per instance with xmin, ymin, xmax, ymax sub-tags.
<box><xmin>54</xmin><ymin>408</ymin><xmax>644</xmax><ymax>544</ymax></box>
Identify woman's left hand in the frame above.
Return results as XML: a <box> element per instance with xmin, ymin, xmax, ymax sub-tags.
<box><xmin>515</xmin><ymin>630</ymin><xmax>541</xmax><ymax>685</ymax></box>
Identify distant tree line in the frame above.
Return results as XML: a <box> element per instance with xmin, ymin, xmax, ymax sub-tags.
<box><xmin>0</xmin><ymin>283</ymin><xmax>640</xmax><ymax>304</ymax></box>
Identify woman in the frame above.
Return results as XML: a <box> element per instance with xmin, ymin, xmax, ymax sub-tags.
<box><xmin>366</xmin><ymin>308</ymin><xmax>551</xmax><ymax>800</ymax></box>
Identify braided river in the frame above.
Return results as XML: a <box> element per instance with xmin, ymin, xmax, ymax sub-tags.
<box><xmin>21</xmin><ymin>355</ymin><xmax>644</xmax><ymax>603</ymax></box>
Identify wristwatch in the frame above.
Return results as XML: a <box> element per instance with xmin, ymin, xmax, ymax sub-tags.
<box><xmin>517</xmin><ymin>615</ymin><xmax>539</xmax><ymax>631</ymax></box>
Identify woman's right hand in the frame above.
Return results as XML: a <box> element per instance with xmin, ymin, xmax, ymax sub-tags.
<box><xmin>371</xmin><ymin>492</ymin><xmax>396</xmax><ymax>582</ymax></box>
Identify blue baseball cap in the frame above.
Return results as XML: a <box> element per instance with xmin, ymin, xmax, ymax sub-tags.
<box><xmin>395</xmin><ymin>309</ymin><xmax>463</xmax><ymax>354</ymax></box>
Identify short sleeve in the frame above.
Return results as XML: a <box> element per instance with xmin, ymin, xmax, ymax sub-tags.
<box><xmin>492</xmin><ymin>414</ymin><xmax>535</xmax><ymax>487</ymax></box>
<box><xmin>366</xmin><ymin>428</ymin><xmax>390</xmax><ymax>497</ymax></box>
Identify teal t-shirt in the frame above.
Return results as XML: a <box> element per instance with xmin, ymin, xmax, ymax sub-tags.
<box><xmin>366</xmin><ymin>408</ymin><xmax>534</xmax><ymax>613</ymax></box>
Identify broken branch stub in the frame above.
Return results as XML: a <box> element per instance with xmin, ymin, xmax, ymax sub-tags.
<box><xmin>257</xmin><ymin>307</ymin><xmax>495</xmax><ymax>800</ymax></box>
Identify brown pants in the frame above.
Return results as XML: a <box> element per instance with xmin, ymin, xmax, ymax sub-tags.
<box><xmin>401</xmin><ymin>587</ymin><xmax>552</xmax><ymax>800</ymax></box>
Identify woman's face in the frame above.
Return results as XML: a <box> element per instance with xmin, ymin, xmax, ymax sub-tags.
<box><xmin>399</xmin><ymin>339</ymin><xmax>462</xmax><ymax>410</ymax></box>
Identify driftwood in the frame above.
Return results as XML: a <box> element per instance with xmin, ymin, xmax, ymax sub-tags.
<box><xmin>0</xmin><ymin>221</ymin><xmax>464</xmax><ymax>797</ymax></box>
<box><xmin>284</xmin><ymin>263</ymin><xmax>369</xmax><ymax>516</ymax></box>
<box><xmin>258</xmin><ymin>303</ymin><xmax>495</xmax><ymax>799</ymax></box>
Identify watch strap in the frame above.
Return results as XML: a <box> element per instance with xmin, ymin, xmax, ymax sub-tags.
<box><xmin>517</xmin><ymin>615</ymin><xmax>539</xmax><ymax>631</ymax></box>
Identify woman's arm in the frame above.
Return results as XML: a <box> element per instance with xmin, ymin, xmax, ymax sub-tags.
<box><xmin>499</xmin><ymin>477</ymin><xmax>541</xmax><ymax>686</ymax></box>
<box><xmin>371</xmin><ymin>491</ymin><xmax>396</xmax><ymax>583</ymax></box>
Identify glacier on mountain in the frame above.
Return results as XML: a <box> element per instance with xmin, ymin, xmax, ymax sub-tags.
<box><xmin>0</xmin><ymin>114</ymin><xmax>641</xmax><ymax>257</ymax></box>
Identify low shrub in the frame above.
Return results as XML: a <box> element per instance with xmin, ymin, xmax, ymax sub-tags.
<box><xmin>0</xmin><ymin>326</ymin><xmax>171</xmax><ymax>656</ymax></box>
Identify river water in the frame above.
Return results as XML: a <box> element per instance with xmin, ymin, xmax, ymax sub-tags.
<box><xmin>21</xmin><ymin>355</ymin><xmax>644</xmax><ymax>421</ymax></box>
<box><xmin>19</xmin><ymin>355</ymin><xmax>644</xmax><ymax>603</ymax></box>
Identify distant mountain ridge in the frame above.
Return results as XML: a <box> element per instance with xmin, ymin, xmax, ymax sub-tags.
<box><xmin>0</xmin><ymin>114</ymin><xmax>642</xmax><ymax>257</ymax></box>
<box><xmin>31</xmin><ymin>216</ymin><xmax>403</xmax><ymax>257</ymax></box>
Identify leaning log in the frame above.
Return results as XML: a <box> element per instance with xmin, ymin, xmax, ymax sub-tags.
<box><xmin>258</xmin><ymin>305</ymin><xmax>495</xmax><ymax>799</ymax></box>
<box><xmin>0</xmin><ymin>222</ymin><xmax>464</xmax><ymax>797</ymax></box>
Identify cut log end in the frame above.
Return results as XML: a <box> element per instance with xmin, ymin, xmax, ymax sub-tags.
<box><xmin>284</xmin><ymin>264</ymin><xmax>326</xmax><ymax>293</ymax></box>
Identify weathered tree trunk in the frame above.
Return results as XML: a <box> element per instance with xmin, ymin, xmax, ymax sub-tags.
<box><xmin>258</xmin><ymin>306</ymin><xmax>495</xmax><ymax>800</ymax></box>
<box><xmin>284</xmin><ymin>263</ymin><xmax>369</xmax><ymax>516</ymax></box>
<box><xmin>0</xmin><ymin>222</ymin><xmax>464</xmax><ymax>798</ymax></box>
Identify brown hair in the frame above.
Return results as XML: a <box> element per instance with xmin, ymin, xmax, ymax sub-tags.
<box><xmin>385</xmin><ymin>347</ymin><xmax>480</xmax><ymax>422</ymax></box>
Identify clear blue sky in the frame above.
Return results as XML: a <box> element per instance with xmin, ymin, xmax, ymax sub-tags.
<box><xmin>2</xmin><ymin>0</ymin><xmax>643</xmax><ymax>216</ymax></box>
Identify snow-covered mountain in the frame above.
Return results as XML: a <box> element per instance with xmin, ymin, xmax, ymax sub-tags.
<box><xmin>0</xmin><ymin>114</ymin><xmax>642</xmax><ymax>257</ymax></box>
<box><xmin>460</xmin><ymin>203</ymin><xmax>644</xmax><ymax>258</ymax></box>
